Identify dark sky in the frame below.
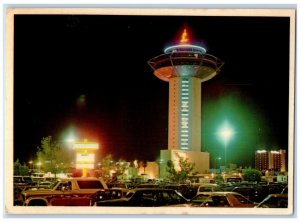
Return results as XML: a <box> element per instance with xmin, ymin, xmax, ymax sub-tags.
<box><xmin>14</xmin><ymin>14</ymin><xmax>290</xmax><ymax>167</ymax></box>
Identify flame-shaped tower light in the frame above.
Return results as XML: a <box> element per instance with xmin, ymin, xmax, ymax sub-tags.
<box><xmin>148</xmin><ymin>29</ymin><xmax>224</xmax><ymax>174</ymax></box>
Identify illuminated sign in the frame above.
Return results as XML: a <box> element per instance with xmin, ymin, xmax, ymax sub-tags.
<box><xmin>76</xmin><ymin>153</ymin><xmax>95</xmax><ymax>162</ymax></box>
<box><xmin>73</xmin><ymin>142</ymin><xmax>99</xmax><ymax>150</ymax></box>
<box><xmin>76</xmin><ymin>163</ymin><xmax>94</xmax><ymax>169</ymax></box>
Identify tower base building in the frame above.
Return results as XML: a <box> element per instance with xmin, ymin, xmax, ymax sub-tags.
<box><xmin>159</xmin><ymin>150</ymin><xmax>210</xmax><ymax>178</ymax></box>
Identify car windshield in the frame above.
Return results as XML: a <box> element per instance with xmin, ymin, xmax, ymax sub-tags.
<box><xmin>77</xmin><ymin>180</ymin><xmax>104</xmax><ymax>189</ymax></box>
<box><xmin>50</xmin><ymin>180</ymin><xmax>60</xmax><ymax>189</ymax></box>
<box><xmin>192</xmin><ymin>194</ymin><xmax>211</xmax><ymax>203</ymax></box>
<box><xmin>233</xmin><ymin>193</ymin><xmax>253</xmax><ymax>204</ymax></box>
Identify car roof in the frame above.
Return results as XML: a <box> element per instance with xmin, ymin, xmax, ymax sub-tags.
<box><xmin>196</xmin><ymin>191</ymin><xmax>241</xmax><ymax>195</ymax></box>
<box><xmin>130</xmin><ymin>188</ymin><xmax>175</xmax><ymax>191</ymax></box>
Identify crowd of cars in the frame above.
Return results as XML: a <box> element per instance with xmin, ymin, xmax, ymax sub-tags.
<box><xmin>13</xmin><ymin>175</ymin><xmax>288</xmax><ymax>208</ymax></box>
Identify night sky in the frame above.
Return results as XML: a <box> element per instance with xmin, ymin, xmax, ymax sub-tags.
<box><xmin>13</xmin><ymin>14</ymin><xmax>290</xmax><ymax>167</ymax></box>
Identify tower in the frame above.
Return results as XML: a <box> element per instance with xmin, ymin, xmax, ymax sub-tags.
<box><xmin>148</xmin><ymin>29</ymin><xmax>223</xmax><ymax>176</ymax></box>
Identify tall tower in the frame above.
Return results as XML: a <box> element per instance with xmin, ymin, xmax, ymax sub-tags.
<box><xmin>148</xmin><ymin>29</ymin><xmax>223</xmax><ymax>175</ymax></box>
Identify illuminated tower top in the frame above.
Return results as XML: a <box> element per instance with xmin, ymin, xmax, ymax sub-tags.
<box><xmin>148</xmin><ymin>28</ymin><xmax>224</xmax><ymax>82</ymax></box>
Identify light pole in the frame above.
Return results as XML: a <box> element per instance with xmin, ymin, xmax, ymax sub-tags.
<box><xmin>218</xmin><ymin>123</ymin><xmax>233</xmax><ymax>170</ymax></box>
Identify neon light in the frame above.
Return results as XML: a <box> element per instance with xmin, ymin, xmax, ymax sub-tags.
<box><xmin>164</xmin><ymin>44</ymin><xmax>206</xmax><ymax>54</ymax></box>
<box><xmin>180</xmin><ymin>29</ymin><xmax>189</xmax><ymax>43</ymax></box>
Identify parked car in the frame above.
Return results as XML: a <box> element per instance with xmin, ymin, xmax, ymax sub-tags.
<box><xmin>94</xmin><ymin>188</ymin><xmax>188</xmax><ymax>207</ymax></box>
<box><xmin>255</xmin><ymin>194</ymin><xmax>288</xmax><ymax>208</ymax></box>
<box><xmin>91</xmin><ymin>187</ymin><xmax>129</xmax><ymax>204</ymax></box>
<box><xmin>191</xmin><ymin>192</ymin><xmax>256</xmax><ymax>208</ymax></box>
<box><xmin>14</xmin><ymin>176</ymin><xmax>36</xmax><ymax>187</ymax></box>
<box><xmin>21</xmin><ymin>177</ymin><xmax>108</xmax><ymax>201</ymax></box>
<box><xmin>197</xmin><ymin>183</ymin><xmax>221</xmax><ymax>194</ymax></box>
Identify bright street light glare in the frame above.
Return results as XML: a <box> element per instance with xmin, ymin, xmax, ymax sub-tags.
<box><xmin>218</xmin><ymin>122</ymin><xmax>234</xmax><ymax>144</ymax></box>
<box><xmin>220</xmin><ymin>128</ymin><xmax>233</xmax><ymax>141</ymax></box>
<box><xmin>218</xmin><ymin>121</ymin><xmax>234</xmax><ymax>169</ymax></box>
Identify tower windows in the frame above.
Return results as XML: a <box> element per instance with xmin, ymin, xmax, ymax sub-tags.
<box><xmin>179</xmin><ymin>78</ymin><xmax>190</xmax><ymax>150</ymax></box>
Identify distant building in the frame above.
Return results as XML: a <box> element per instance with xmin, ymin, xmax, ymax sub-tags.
<box><xmin>255</xmin><ymin>149</ymin><xmax>287</xmax><ymax>172</ymax></box>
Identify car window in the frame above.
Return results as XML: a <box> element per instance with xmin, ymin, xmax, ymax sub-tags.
<box><xmin>168</xmin><ymin>191</ymin><xmax>184</xmax><ymax>204</ymax></box>
<box><xmin>212</xmin><ymin>196</ymin><xmax>230</xmax><ymax>207</ymax></box>
<box><xmin>23</xmin><ymin>177</ymin><xmax>33</xmax><ymax>183</ymax></box>
<box><xmin>192</xmin><ymin>194</ymin><xmax>211</xmax><ymax>202</ymax></box>
<box><xmin>139</xmin><ymin>191</ymin><xmax>157</xmax><ymax>206</ymax></box>
<box><xmin>233</xmin><ymin>193</ymin><xmax>253</xmax><ymax>204</ymax></box>
<box><xmin>56</xmin><ymin>182</ymin><xmax>70</xmax><ymax>191</ymax></box>
<box><xmin>77</xmin><ymin>180</ymin><xmax>104</xmax><ymax>189</ymax></box>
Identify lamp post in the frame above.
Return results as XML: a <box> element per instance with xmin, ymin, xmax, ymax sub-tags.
<box><xmin>218</xmin><ymin>123</ymin><xmax>233</xmax><ymax>170</ymax></box>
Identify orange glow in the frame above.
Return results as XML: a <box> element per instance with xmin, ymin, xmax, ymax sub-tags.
<box><xmin>180</xmin><ymin>29</ymin><xmax>189</xmax><ymax>43</ymax></box>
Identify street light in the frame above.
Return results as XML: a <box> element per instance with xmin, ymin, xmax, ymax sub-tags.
<box><xmin>218</xmin><ymin>122</ymin><xmax>234</xmax><ymax>169</ymax></box>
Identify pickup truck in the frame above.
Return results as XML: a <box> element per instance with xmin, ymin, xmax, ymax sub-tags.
<box><xmin>23</xmin><ymin>188</ymin><xmax>129</xmax><ymax>206</ymax></box>
<box><xmin>21</xmin><ymin>177</ymin><xmax>108</xmax><ymax>202</ymax></box>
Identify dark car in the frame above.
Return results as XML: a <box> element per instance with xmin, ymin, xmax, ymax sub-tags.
<box><xmin>255</xmin><ymin>194</ymin><xmax>288</xmax><ymax>208</ymax></box>
<box><xmin>191</xmin><ymin>192</ymin><xmax>256</xmax><ymax>208</ymax></box>
<box><xmin>94</xmin><ymin>188</ymin><xmax>188</xmax><ymax>207</ymax></box>
<box><xmin>231</xmin><ymin>186</ymin><xmax>262</xmax><ymax>202</ymax></box>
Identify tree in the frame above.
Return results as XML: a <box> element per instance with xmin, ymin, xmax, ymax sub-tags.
<box><xmin>166</xmin><ymin>152</ymin><xmax>197</xmax><ymax>183</ymax></box>
<box><xmin>99</xmin><ymin>154</ymin><xmax>114</xmax><ymax>179</ymax></box>
<box><xmin>36</xmin><ymin>136</ymin><xmax>72</xmax><ymax>175</ymax></box>
<box><xmin>14</xmin><ymin>159</ymin><xmax>30</xmax><ymax>176</ymax></box>
<box><xmin>243</xmin><ymin>167</ymin><xmax>262</xmax><ymax>182</ymax></box>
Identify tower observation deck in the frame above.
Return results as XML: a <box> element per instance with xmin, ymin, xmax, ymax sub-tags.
<box><xmin>148</xmin><ymin>29</ymin><xmax>224</xmax><ymax>153</ymax></box>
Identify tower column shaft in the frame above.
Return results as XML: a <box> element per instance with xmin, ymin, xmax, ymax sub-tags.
<box><xmin>168</xmin><ymin>77</ymin><xmax>202</xmax><ymax>151</ymax></box>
